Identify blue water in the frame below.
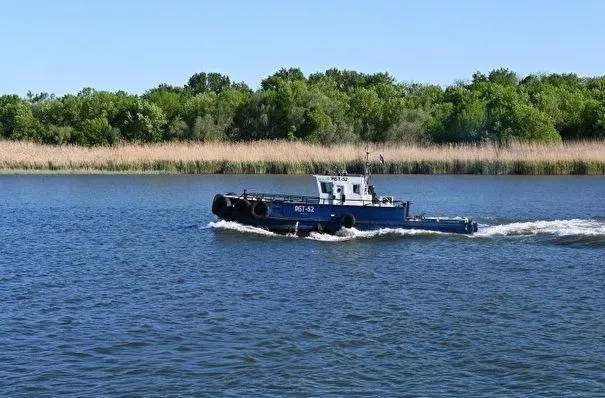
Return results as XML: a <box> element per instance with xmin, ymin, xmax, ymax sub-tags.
<box><xmin>1</xmin><ymin>175</ymin><xmax>604</xmax><ymax>397</ymax></box>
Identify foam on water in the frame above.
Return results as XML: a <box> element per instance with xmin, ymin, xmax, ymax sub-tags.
<box><xmin>476</xmin><ymin>218</ymin><xmax>605</xmax><ymax>238</ymax></box>
<box><xmin>307</xmin><ymin>227</ymin><xmax>444</xmax><ymax>242</ymax></box>
<box><xmin>209</xmin><ymin>218</ymin><xmax>605</xmax><ymax>242</ymax></box>
<box><xmin>208</xmin><ymin>220</ymin><xmax>283</xmax><ymax>237</ymax></box>
<box><xmin>209</xmin><ymin>220</ymin><xmax>445</xmax><ymax>242</ymax></box>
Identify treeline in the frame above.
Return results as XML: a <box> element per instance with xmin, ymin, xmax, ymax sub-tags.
<box><xmin>1</xmin><ymin>67</ymin><xmax>604</xmax><ymax>146</ymax></box>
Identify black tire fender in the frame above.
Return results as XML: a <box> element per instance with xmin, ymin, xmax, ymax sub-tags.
<box><xmin>233</xmin><ymin>199</ymin><xmax>251</xmax><ymax>217</ymax></box>
<box><xmin>341</xmin><ymin>213</ymin><xmax>356</xmax><ymax>229</ymax></box>
<box><xmin>212</xmin><ymin>194</ymin><xmax>231</xmax><ymax>217</ymax></box>
<box><xmin>250</xmin><ymin>201</ymin><xmax>269</xmax><ymax>219</ymax></box>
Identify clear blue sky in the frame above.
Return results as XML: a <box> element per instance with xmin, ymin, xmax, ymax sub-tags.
<box><xmin>1</xmin><ymin>0</ymin><xmax>603</xmax><ymax>96</ymax></box>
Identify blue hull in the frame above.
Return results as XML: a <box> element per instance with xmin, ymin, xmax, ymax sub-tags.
<box><xmin>212</xmin><ymin>194</ymin><xmax>477</xmax><ymax>235</ymax></box>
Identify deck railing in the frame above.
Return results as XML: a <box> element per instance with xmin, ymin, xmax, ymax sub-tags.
<box><xmin>240</xmin><ymin>191</ymin><xmax>405</xmax><ymax>207</ymax></box>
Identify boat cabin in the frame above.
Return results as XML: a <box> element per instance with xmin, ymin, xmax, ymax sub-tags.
<box><xmin>313</xmin><ymin>174</ymin><xmax>394</xmax><ymax>206</ymax></box>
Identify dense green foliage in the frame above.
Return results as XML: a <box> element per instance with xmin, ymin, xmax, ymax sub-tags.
<box><xmin>2</xmin><ymin>68</ymin><xmax>605</xmax><ymax>146</ymax></box>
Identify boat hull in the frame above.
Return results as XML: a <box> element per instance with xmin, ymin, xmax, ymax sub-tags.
<box><xmin>212</xmin><ymin>194</ymin><xmax>477</xmax><ymax>235</ymax></box>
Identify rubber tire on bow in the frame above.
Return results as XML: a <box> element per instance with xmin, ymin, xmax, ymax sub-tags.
<box><xmin>212</xmin><ymin>194</ymin><xmax>231</xmax><ymax>217</ymax></box>
<box><xmin>233</xmin><ymin>199</ymin><xmax>251</xmax><ymax>218</ymax></box>
<box><xmin>342</xmin><ymin>213</ymin><xmax>356</xmax><ymax>229</ymax></box>
<box><xmin>250</xmin><ymin>201</ymin><xmax>269</xmax><ymax>219</ymax></box>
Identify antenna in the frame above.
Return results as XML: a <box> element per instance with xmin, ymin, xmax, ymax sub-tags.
<box><xmin>364</xmin><ymin>143</ymin><xmax>372</xmax><ymax>183</ymax></box>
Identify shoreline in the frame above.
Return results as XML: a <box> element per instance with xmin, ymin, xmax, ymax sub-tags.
<box><xmin>1</xmin><ymin>140</ymin><xmax>604</xmax><ymax>175</ymax></box>
<box><xmin>1</xmin><ymin>159</ymin><xmax>604</xmax><ymax>175</ymax></box>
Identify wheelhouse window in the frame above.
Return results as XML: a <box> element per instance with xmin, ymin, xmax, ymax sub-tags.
<box><xmin>353</xmin><ymin>184</ymin><xmax>360</xmax><ymax>194</ymax></box>
<box><xmin>320</xmin><ymin>182</ymin><xmax>332</xmax><ymax>194</ymax></box>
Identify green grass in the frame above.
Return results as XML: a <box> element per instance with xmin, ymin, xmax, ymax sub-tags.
<box><xmin>2</xmin><ymin>159</ymin><xmax>605</xmax><ymax>175</ymax></box>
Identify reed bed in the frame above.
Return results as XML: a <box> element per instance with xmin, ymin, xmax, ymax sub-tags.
<box><xmin>1</xmin><ymin>140</ymin><xmax>604</xmax><ymax>174</ymax></box>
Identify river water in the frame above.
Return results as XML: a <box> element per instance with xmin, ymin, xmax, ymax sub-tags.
<box><xmin>1</xmin><ymin>174</ymin><xmax>604</xmax><ymax>396</ymax></box>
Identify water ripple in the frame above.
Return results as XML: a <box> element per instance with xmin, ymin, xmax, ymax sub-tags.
<box><xmin>1</xmin><ymin>175</ymin><xmax>604</xmax><ymax>396</ymax></box>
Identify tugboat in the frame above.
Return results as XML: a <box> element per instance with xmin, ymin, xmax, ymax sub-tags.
<box><xmin>211</xmin><ymin>152</ymin><xmax>478</xmax><ymax>235</ymax></box>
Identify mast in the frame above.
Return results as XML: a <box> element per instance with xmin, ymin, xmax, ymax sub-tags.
<box><xmin>364</xmin><ymin>144</ymin><xmax>371</xmax><ymax>185</ymax></box>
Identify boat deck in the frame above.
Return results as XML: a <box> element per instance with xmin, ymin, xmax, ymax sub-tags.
<box><xmin>233</xmin><ymin>191</ymin><xmax>406</xmax><ymax>207</ymax></box>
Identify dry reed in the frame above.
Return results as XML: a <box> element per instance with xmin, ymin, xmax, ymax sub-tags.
<box><xmin>1</xmin><ymin>140</ymin><xmax>604</xmax><ymax>174</ymax></box>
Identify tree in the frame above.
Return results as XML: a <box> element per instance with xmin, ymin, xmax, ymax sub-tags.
<box><xmin>26</xmin><ymin>91</ymin><xmax>55</xmax><ymax>104</ymax></box>
<box><xmin>346</xmin><ymin>88</ymin><xmax>377</xmax><ymax>141</ymax></box>
<box><xmin>385</xmin><ymin>108</ymin><xmax>431</xmax><ymax>144</ymax></box>
<box><xmin>166</xmin><ymin>116</ymin><xmax>189</xmax><ymax>141</ymax></box>
<box><xmin>2</xmin><ymin>67</ymin><xmax>604</xmax><ymax>146</ymax></box>
<box><xmin>231</xmin><ymin>91</ymin><xmax>278</xmax><ymax>140</ymax></box>
<box><xmin>488</xmin><ymin>68</ymin><xmax>519</xmax><ymax>86</ymax></box>
<box><xmin>112</xmin><ymin>97</ymin><xmax>167</xmax><ymax>143</ymax></box>
<box><xmin>186</xmin><ymin>72</ymin><xmax>231</xmax><ymax>94</ymax></box>
<box><xmin>0</xmin><ymin>95</ymin><xmax>43</xmax><ymax>141</ymax></box>
<box><xmin>78</xmin><ymin>116</ymin><xmax>114</xmax><ymax>146</ymax></box>
<box><xmin>323</xmin><ymin>69</ymin><xmax>369</xmax><ymax>92</ymax></box>
<box><xmin>143</xmin><ymin>84</ymin><xmax>185</xmax><ymax>121</ymax></box>
<box><xmin>41</xmin><ymin>125</ymin><xmax>74</xmax><ymax>145</ymax></box>
<box><xmin>261</xmin><ymin>68</ymin><xmax>306</xmax><ymax>91</ymax></box>
<box><xmin>509</xmin><ymin>102</ymin><xmax>560</xmax><ymax>143</ymax></box>
<box><xmin>580</xmin><ymin>100</ymin><xmax>605</xmax><ymax>139</ymax></box>
<box><xmin>522</xmin><ymin>74</ymin><xmax>589</xmax><ymax>140</ymax></box>
<box><xmin>435</xmin><ymin>86</ymin><xmax>488</xmax><ymax>143</ymax></box>
<box><xmin>401</xmin><ymin>83</ymin><xmax>444</xmax><ymax>110</ymax></box>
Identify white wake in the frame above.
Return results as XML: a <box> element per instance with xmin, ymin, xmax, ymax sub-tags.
<box><xmin>209</xmin><ymin>218</ymin><xmax>605</xmax><ymax>241</ymax></box>
<box><xmin>207</xmin><ymin>220</ymin><xmax>285</xmax><ymax>237</ymax></box>
<box><xmin>208</xmin><ymin>220</ymin><xmax>444</xmax><ymax>241</ymax></box>
<box><xmin>475</xmin><ymin>219</ymin><xmax>605</xmax><ymax>238</ymax></box>
<box><xmin>307</xmin><ymin>227</ymin><xmax>445</xmax><ymax>242</ymax></box>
